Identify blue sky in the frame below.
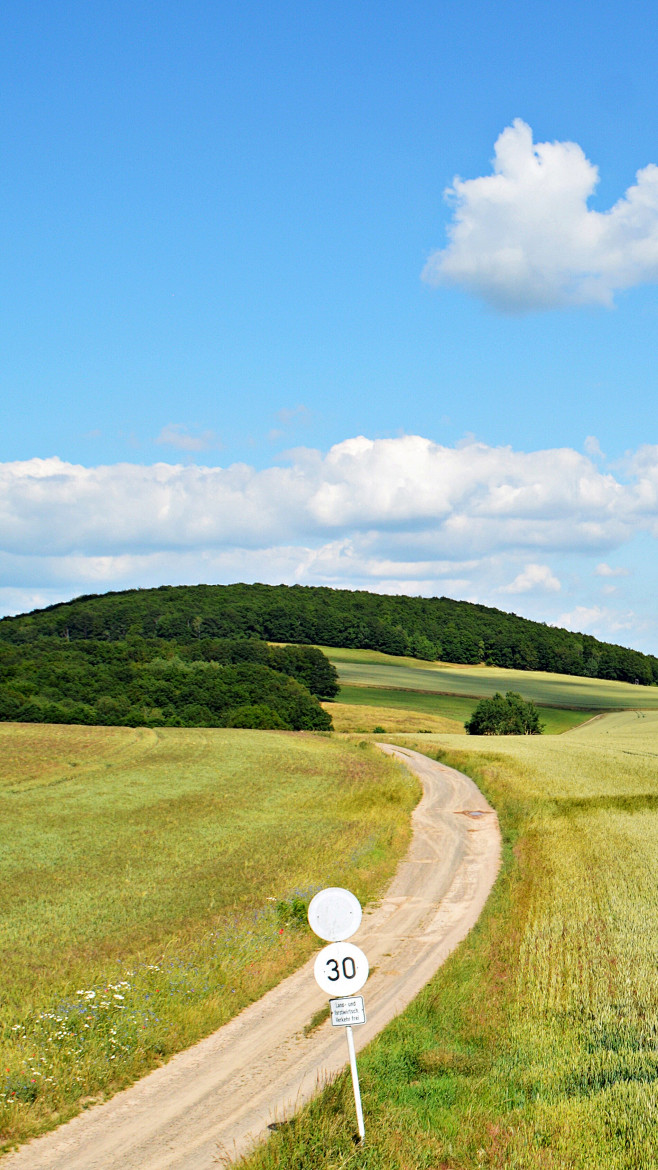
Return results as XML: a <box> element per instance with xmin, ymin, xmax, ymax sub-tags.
<box><xmin>2</xmin><ymin>1</ymin><xmax>658</xmax><ymax>653</ymax></box>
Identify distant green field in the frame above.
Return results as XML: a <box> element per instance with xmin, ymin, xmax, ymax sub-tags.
<box><xmin>335</xmin><ymin>683</ymin><xmax>594</xmax><ymax>734</ymax></box>
<box><xmin>336</xmin><ymin>683</ymin><xmax>476</xmax><ymax>723</ymax></box>
<box><xmin>0</xmin><ymin>723</ymin><xmax>419</xmax><ymax>1151</ymax></box>
<box><xmin>323</xmin><ymin>646</ymin><xmax>658</xmax><ymax>710</ymax></box>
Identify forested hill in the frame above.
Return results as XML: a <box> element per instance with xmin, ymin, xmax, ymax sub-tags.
<box><xmin>2</xmin><ymin>581</ymin><xmax>657</xmax><ymax>685</ymax></box>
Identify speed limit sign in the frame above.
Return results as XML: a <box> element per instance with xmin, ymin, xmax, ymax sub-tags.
<box><xmin>308</xmin><ymin>890</ymin><xmax>368</xmax><ymax>1142</ymax></box>
<box><xmin>313</xmin><ymin>941</ymin><xmax>369</xmax><ymax>996</ymax></box>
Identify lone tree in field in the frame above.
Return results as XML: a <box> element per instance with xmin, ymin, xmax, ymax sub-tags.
<box><xmin>465</xmin><ymin>691</ymin><xmax>544</xmax><ymax>735</ymax></box>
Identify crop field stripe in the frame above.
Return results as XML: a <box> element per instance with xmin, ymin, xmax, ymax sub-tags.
<box><xmin>322</xmin><ymin>645</ymin><xmax>658</xmax><ymax>711</ymax></box>
<box><xmin>340</xmin><ymin>680</ymin><xmax>607</xmax><ymax>714</ymax></box>
<box><xmin>336</xmin><ymin>683</ymin><xmax>477</xmax><ymax>718</ymax></box>
<box><xmin>343</xmin><ymin>679</ymin><xmax>607</xmax><ymax>711</ymax></box>
<box><xmin>335</xmin><ymin>683</ymin><xmax>599</xmax><ymax>735</ymax></box>
<box><xmin>323</xmin><ymin>699</ymin><xmax>464</xmax><ymax>735</ymax></box>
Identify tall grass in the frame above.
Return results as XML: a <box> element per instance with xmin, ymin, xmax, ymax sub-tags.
<box><xmin>239</xmin><ymin>712</ymin><xmax>658</xmax><ymax>1169</ymax></box>
<box><xmin>0</xmin><ymin>724</ymin><xmax>419</xmax><ymax>1152</ymax></box>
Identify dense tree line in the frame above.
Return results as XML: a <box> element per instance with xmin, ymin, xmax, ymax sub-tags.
<box><xmin>0</xmin><ymin>635</ymin><xmax>336</xmax><ymax>730</ymax></box>
<box><xmin>1</xmin><ymin>582</ymin><xmax>655</xmax><ymax>687</ymax></box>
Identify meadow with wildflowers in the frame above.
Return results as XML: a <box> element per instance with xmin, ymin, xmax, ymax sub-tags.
<box><xmin>0</xmin><ymin>722</ymin><xmax>419</xmax><ymax>1152</ymax></box>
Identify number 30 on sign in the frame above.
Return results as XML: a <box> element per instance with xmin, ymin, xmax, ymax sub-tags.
<box><xmin>313</xmin><ymin>941</ymin><xmax>369</xmax><ymax>996</ymax></box>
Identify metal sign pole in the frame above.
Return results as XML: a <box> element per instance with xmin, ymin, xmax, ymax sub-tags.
<box><xmin>344</xmin><ymin>1024</ymin><xmax>365</xmax><ymax>1143</ymax></box>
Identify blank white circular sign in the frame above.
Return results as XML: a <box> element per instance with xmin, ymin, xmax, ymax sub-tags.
<box><xmin>313</xmin><ymin>942</ymin><xmax>369</xmax><ymax>996</ymax></box>
<box><xmin>307</xmin><ymin>887</ymin><xmax>362</xmax><ymax>942</ymax></box>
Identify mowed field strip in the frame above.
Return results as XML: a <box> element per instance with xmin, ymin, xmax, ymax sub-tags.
<box><xmin>2</xmin><ymin>746</ymin><xmax>500</xmax><ymax>1169</ymax></box>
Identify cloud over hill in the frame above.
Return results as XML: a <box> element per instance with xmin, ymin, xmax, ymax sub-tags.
<box><xmin>1</xmin><ymin>434</ymin><xmax>658</xmax><ymax>652</ymax></box>
<box><xmin>2</xmin><ymin>435</ymin><xmax>655</xmax><ymax>559</ymax></box>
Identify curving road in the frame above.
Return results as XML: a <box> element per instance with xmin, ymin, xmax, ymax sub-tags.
<box><xmin>3</xmin><ymin>745</ymin><xmax>501</xmax><ymax>1170</ymax></box>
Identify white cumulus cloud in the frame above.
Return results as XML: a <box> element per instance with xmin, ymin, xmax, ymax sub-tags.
<box><xmin>556</xmin><ymin>605</ymin><xmax>638</xmax><ymax>637</ymax></box>
<box><xmin>499</xmin><ymin>563</ymin><xmax>561</xmax><ymax>594</ymax></box>
<box><xmin>0</xmin><ymin>438</ymin><xmax>641</xmax><ymax>560</ymax></box>
<box><xmin>422</xmin><ymin>119</ymin><xmax>658</xmax><ymax>311</ymax></box>
<box><xmin>595</xmin><ymin>562</ymin><xmax>629</xmax><ymax>577</ymax></box>
<box><xmin>1</xmin><ymin>435</ymin><xmax>658</xmax><ymax>648</ymax></box>
<box><xmin>1</xmin><ymin>436</ymin><xmax>656</xmax><ymax>558</ymax></box>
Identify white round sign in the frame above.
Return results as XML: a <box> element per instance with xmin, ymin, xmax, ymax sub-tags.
<box><xmin>313</xmin><ymin>942</ymin><xmax>369</xmax><ymax>996</ymax></box>
<box><xmin>307</xmin><ymin>887</ymin><xmax>362</xmax><ymax>942</ymax></box>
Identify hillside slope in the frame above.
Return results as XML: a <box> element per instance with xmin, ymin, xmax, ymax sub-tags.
<box><xmin>2</xmin><ymin>581</ymin><xmax>656</xmax><ymax>685</ymax></box>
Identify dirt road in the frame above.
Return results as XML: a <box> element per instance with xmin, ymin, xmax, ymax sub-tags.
<box><xmin>4</xmin><ymin>744</ymin><xmax>501</xmax><ymax>1170</ymax></box>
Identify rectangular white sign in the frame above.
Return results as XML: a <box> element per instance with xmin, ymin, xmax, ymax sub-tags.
<box><xmin>330</xmin><ymin>995</ymin><xmax>366</xmax><ymax>1027</ymax></box>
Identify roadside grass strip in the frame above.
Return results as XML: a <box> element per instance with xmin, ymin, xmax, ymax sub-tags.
<box><xmin>0</xmin><ymin>724</ymin><xmax>419</xmax><ymax>1152</ymax></box>
<box><xmin>239</xmin><ymin>711</ymin><xmax>658</xmax><ymax>1170</ymax></box>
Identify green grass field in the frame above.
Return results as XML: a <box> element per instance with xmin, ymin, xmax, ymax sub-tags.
<box><xmin>6</xmin><ymin>645</ymin><xmax>658</xmax><ymax>1165</ymax></box>
<box><xmin>0</xmin><ymin>723</ymin><xmax>420</xmax><ymax>1152</ymax></box>
<box><xmin>323</xmin><ymin>646</ymin><xmax>658</xmax><ymax>710</ymax></box>
<box><xmin>323</xmin><ymin>689</ymin><xmax>465</xmax><ymax>734</ymax></box>
<box><xmin>332</xmin><ymin>683</ymin><xmax>595</xmax><ymax>735</ymax></box>
<box><xmin>337</xmin><ymin>683</ymin><xmax>477</xmax><ymax>723</ymax></box>
<box><xmin>240</xmin><ymin>710</ymin><xmax>658</xmax><ymax>1170</ymax></box>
